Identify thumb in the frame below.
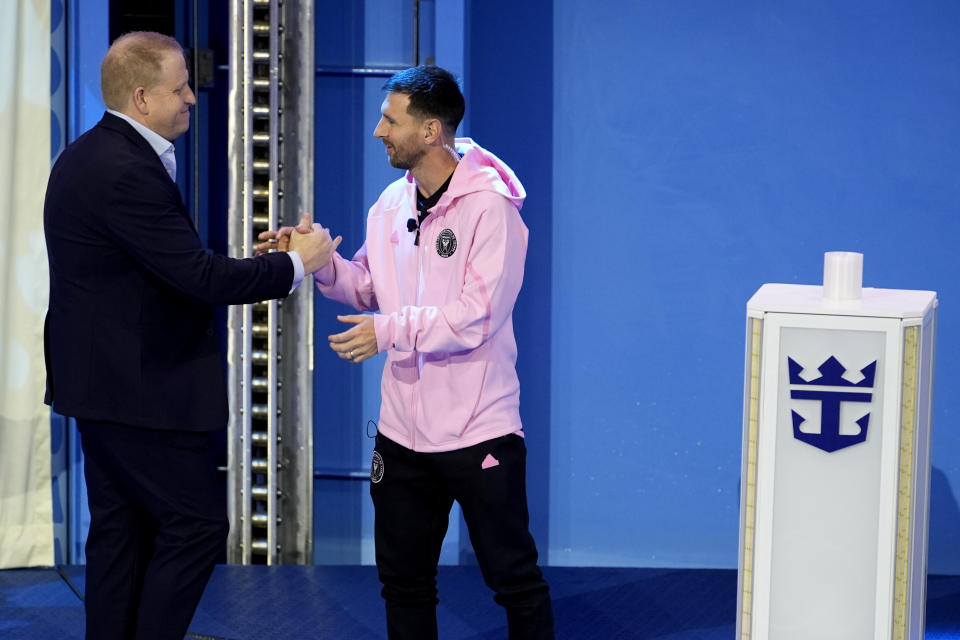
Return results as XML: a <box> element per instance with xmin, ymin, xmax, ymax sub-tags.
<box><xmin>332</xmin><ymin>236</ymin><xmax>343</xmax><ymax>250</ymax></box>
<box><xmin>337</xmin><ymin>314</ymin><xmax>364</xmax><ymax>325</ymax></box>
<box><xmin>298</xmin><ymin>212</ymin><xmax>312</xmax><ymax>229</ymax></box>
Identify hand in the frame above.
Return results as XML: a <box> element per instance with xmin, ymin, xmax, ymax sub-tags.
<box><xmin>255</xmin><ymin>213</ymin><xmax>313</xmax><ymax>253</ymax></box>
<box><xmin>328</xmin><ymin>315</ymin><xmax>377</xmax><ymax>364</ymax></box>
<box><xmin>289</xmin><ymin>223</ymin><xmax>342</xmax><ymax>273</ymax></box>
<box><xmin>255</xmin><ymin>226</ymin><xmax>292</xmax><ymax>253</ymax></box>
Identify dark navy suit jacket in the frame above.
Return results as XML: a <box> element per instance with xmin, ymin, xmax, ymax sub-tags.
<box><xmin>43</xmin><ymin>112</ymin><xmax>293</xmax><ymax>431</ymax></box>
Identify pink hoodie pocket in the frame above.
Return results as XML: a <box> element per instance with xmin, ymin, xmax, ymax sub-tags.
<box><xmin>418</xmin><ymin>356</ymin><xmax>488</xmax><ymax>446</ymax></box>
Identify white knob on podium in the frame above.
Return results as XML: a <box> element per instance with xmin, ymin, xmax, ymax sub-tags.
<box><xmin>823</xmin><ymin>251</ymin><xmax>863</xmax><ymax>300</ymax></box>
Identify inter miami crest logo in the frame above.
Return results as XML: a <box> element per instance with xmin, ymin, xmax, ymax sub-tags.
<box><xmin>788</xmin><ymin>356</ymin><xmax>877</xmax><ymax>453</ymax></box>
<box><xmin>370</xmin><ymin>451</ymin><xmax>384</xmax><ymax>483</ymax></box>
<box><xmin>436</xmin><ymin>229</ymin><xmax>457</xmax><ymax>258</ymax></box>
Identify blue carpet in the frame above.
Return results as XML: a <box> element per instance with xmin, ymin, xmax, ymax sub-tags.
<box><xmin>0</xmin><ymin>567</ymin><xmax>84</xmax><ymax>638</ymax></box>
<box><xmin>2</xmin><ymin>565</ymin><xmax>959</xmax><ymax>638</ymax></box>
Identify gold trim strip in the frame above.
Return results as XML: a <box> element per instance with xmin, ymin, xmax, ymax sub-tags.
<box><xmin>740</xmin><ymin>317</ymin><xmax>763</xmax><ymax>639</ymax></box>
<box><xmin>892</xmin><ymin>326</ymin><xmax>919</xmax><ymax>639</ymax></box>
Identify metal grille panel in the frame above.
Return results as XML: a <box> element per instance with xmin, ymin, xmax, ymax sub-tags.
<box><xmin>227</xmin><ymin>0</ymin><xmax>314</xmax><ymax>566</ymax></box>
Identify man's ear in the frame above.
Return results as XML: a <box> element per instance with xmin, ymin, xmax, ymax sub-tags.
<box><xmin>132</xmin><ymin>86</ymin><xmax>149</xmax><ymax>115</ymax></box>
<box><xmin>423</xmin><ymin>118</ymin><xmax>443</xmax><ymax>144</ymax></box>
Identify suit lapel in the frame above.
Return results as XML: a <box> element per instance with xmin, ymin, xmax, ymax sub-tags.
<box><xmin>98</xmin><ymin>113</ymin><xmax>198</xmax><ymax>233</ymax></box>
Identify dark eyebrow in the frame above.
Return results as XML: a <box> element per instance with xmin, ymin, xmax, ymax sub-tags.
<box><xmin>383</xmin><ymin>113</ymin><xmax>396</xmax><ymax>124</ymax></box>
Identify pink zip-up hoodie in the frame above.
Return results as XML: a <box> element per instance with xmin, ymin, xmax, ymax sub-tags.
<box><xmin>314</xmin><ymin>138</ymin><xmax>527</xmax><ymax>453</ymax></box>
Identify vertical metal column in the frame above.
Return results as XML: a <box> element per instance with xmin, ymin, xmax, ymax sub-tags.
<box><xmin>227</xmin><ymin>0</ymin><xmax>314</xmax><ymax>566</ymax></box>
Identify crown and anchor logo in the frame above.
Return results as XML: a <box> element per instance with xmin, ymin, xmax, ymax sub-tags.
<box><xmin>787</xmin><ymin>356</ymin><xmax>877</xmax><ymax>453</ymax></box>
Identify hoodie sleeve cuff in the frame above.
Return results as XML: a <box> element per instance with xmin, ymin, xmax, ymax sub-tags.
<box><xmin>373</xmin><ymin>313</ymin><xmax>392</xmax><ymax>353</ymax></box>
<box><xmin>313</xmin><ymin>260</ymin><xmax>336</xmax><ymax>286</ymax></box>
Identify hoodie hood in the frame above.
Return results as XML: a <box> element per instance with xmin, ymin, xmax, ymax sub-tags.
<box><xmin>404</xmin><ymin>137</ymin><xmax>526</xmax><ymax>211</ymax></box>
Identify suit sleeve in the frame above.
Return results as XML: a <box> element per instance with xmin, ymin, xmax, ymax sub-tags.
<box><xmin>373</xmin><ymin>199</ymin><xmax>526</xmax><ymax>354</ymax></box>
<box><xmin>103</xmin><ymin>162</ymin><xmax>293</xmax><ymax>305</ymax></box>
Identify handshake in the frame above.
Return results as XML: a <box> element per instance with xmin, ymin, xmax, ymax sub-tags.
<box><xmin>255</xmin><ymin>213</ymin><xmax>343</xmax><ymax>273</ymax></box>
<box><xmin>256</xmin><ymin>214</ymin><xmax>376</xmax><ymax>364</ymax></box>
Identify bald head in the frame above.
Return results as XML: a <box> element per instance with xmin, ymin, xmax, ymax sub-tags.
<box><xmin>101</xmin><ymin>31</ymin><xmax>183</xmax><ymax>111</ymax></box>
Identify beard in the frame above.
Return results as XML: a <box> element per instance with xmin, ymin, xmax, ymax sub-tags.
<box><xmin>387</xmin><ymin>144</ymin><xmax>426</xmax><ymax>170</ymax></box>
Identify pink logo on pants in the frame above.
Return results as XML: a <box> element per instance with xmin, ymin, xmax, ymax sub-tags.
<box><xmin>481</xmin><ymin>454</ymin><xmax>500</xmax><ymax>469</ymax></box>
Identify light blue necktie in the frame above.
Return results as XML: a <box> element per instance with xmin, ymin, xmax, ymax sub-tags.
<box><xmin>161</xmin><ymin>145</ymin><xmax>176</xmax><ymax>182</ymax></box>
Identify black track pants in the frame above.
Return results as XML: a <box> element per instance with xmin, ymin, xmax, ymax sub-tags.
<box><xmin>370</xmin><ymin>432</ymin><xmax>555</xmax><ymax>640</ymax></box>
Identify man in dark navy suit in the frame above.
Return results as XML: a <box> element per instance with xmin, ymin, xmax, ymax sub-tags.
<box><xmin>43</xmin><ymin>31</ymin><xmax>339</xmax><ymax>640</ymax></box>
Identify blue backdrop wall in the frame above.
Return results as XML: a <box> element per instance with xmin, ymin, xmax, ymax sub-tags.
<box><xmin>547</xmin><ymin>1</ymin><xmax>960</xmax><ymax>570</ymax></box>
<box><xmin>51</xmin><ymin>0</ymin><xmax>960</xmax><ymax>574</ymax></box>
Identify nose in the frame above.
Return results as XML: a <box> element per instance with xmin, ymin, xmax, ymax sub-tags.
<box><xmin>184</xmin><ymin>84</ymin><xmax>197</xmax><ymax>106</ymax></box>
<box><xmin>373</xmin><ymin>118</ymin><xmax>387</xmax><ymax>139</ymax></box>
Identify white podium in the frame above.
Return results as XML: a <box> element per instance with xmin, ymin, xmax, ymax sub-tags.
<box><xmin>737</xmin><ymin>282</ymin><xmax>937</xmax><ymax>640</ymax></box>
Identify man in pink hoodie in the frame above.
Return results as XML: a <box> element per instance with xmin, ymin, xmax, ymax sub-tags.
<box><xmin>264</xmin><ymin>66</ymin><xmax>554</xmax><ymax>639</ymax></box>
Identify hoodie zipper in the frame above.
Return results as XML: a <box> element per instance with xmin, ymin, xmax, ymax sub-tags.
<box><xmin>411</xmin><ymin>201</ymin><xmax>428</xmax><ymax>451</ymax></box>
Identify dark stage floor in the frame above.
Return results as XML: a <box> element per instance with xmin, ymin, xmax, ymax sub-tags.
<box><xmin>2</xmin><ymin>565</ymin><xmax>960</xmax><ymax>638</ymax></box>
